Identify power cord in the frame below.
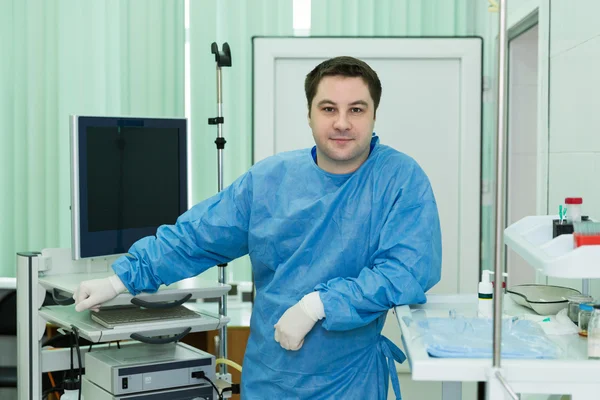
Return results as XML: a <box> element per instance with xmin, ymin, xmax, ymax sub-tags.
<box><xmin>195</xmin><ymin>371</ymin><xmax>224</xmax><ymax>400</ymax></box>
<box><xmin>214</xmin><ymin>358</ymin><xmax>242</xmax><ymax>395</ymax></box>
<box><xmin>70</xmin><ymin>325</ymin><xmax>83</xmax><ymax>400</ymax></box>
<box><xmin>230</xmin><ymin>383</ymin><xmax>241</xmax><ymax>394</ymax></box>
<box><xmin>41</xmin><ymin>328</ymin><xmax>85</xmax><ymax>399</ymax></box>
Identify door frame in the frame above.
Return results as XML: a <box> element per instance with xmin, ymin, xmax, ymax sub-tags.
<box><xmin>507</xmin><ymin>1</ymin><xmax>551</xmax><ymax>218</ymax></box>
<box><xmin>503</xmin><ymin>1</ymin><xmax>551</xmax><ymax>285</ymax></box>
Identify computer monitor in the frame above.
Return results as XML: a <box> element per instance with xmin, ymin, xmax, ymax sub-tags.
<box><xmin>70</xmin><ymin>116</ymin><xmax>188</xmax><ymax>259</ymax></box>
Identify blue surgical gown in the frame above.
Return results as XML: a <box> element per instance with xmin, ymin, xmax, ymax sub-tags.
<box><xmin>113</xmin><ymin>135</ymin><xmax>442</xmax><ymax>400</ymax></box>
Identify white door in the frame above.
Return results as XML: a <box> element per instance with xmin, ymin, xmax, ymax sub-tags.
<box><xmin>253</xmin><ymin>37</ymin><xmax>482</xmax><ymax>295</ymax></box>
<box><xmin>253</xmin><ymin>38</ymin><xmax>481</xmax><ymax>398</ymax></box>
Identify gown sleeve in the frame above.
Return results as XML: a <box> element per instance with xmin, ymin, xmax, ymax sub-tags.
<box><xmin>112</xmin><ymin>172</ymin><xmax>253</xmax><ymax>295</ymax></box>
<box><xmin>315</xmin><ymin>179</ymin><xmax>442</xmax><ymax>332</ymax></box>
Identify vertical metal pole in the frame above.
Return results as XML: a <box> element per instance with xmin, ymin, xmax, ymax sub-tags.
<box><xmin>17</xmin><ymin>252</ymin><xmax>42</xmax><ymax>400</ymax></box>
<box><xmin>216</xmin><ymin>67</ymin><xmax>224</xmax><ymax>192</ymax></box>
<box><xmin>493</xmin><ymin>0</ymin><xmax>508</xmax><ymax>368</ymax></box>
<box><xmin>215</xmin><ymin>65</ymin><xmax>228</xmax><ymax>375</ymax></box>
<box><xmin>490</xmin><ymin>7</ymin><xmax>520</xmax><ymax>399</ymax></box>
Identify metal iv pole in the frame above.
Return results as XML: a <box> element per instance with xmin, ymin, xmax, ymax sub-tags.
<box><xmin>490</xmin><ymin>0</ymin><xmax>518</xmax><ymax>398</ymax></box>
<box><xmin>209</xmin><ymin>42</ymin><xmax>232</xmax><ymax>377</ymax></box>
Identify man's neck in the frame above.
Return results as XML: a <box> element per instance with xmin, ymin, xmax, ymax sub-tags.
<box><xmin>315</xmin><ymin>151</ymin><xmax>368</xmax><ymax>175</ymax></box>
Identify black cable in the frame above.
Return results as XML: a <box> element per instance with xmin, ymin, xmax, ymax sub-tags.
<box><xmin>42</xmin><ymin>333</ymin><xmax>92</xmax><ymax>348</ymax></box>
<box><xmin>74</xmin><ymin>328</ymin><xmax>82</xmax><ymax>400</ymax></box>
<box><xmin>230</xmin><ymin>383</ymin><xmax>240</xmax><ymax>394</ymax></box>
<box><xmin>69</xmin><ymin>332</ymin><xmax>74</xmax><ymax>381</ymax></box>
<box><xmin>199</xmin><ymin>374</ymin><xmax>223</xmax><ymax>400</ymax></box>
<box><xmin>42</xmin><ymin>333</ymin><xmax>67</xmax><ymax>348</ymax></box>
<box><xmin>71</xmin><ymin>326</ymin><xmax>83</xmax><ymax>400</ymax></box>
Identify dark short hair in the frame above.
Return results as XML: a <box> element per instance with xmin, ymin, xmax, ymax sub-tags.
<box><xmin>305</xmin><ymin>56</ymin><xmax>382</xmax><ymax>116</ymax></box>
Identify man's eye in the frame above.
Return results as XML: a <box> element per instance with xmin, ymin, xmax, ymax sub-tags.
<box><xmin>351</xmin><ymin>108</ymin><xmax>363</xmax><ymax>113</ymax></box>
<box><xmin>323</xmin><ymin>107</ymin><xmax>335</xmax><ymax>112</ymax></box>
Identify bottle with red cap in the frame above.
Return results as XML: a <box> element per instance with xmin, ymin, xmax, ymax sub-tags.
<box><xmin>565</xmin><ymin>197</ymin><xmax>583</xmax><ymax>223</ymax></box>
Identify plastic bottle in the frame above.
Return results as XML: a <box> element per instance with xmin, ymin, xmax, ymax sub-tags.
<box><xmin>478</xmin><ymin>271</ymin><xmax>508</xmax><ymax>318</ymax></box>
<box><xmin>565</xmin><ymin>197</ymin><xmax>583</xmax><ymax>223</ymax></box>
<box><xmin>478</xmin><ymin>270</ymin><xmax>494</xmax><ymax>318</ymax></box>
<box><xmin>60</xmin><ymin>378</ymin><xmax>82</xmax><ymax>399</ymax></box>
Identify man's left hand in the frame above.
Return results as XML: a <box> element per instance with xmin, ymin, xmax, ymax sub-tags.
<box><xmin>274</xmin><ymin>291</ymin><xmax>325</xmax><ymax>351</ymax></box>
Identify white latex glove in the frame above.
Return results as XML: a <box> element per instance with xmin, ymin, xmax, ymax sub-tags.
<box><xmin>274</xmin><ymin>291</ymin><xmax>325</xmax><ymax>351</ymax></box>
<box><xmin>73</xmin><ymin>275</ymin><xmax>126</xmax><ymax>312</ymax></box>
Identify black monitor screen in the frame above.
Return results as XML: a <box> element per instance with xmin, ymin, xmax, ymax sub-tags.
<box><xmin>71</xmin><ymin>116</ymin><xmax>187</xmax><ymax>259</ymax></box>
<box><xmin>87</xmin><ymin>126</ymin><xmax>180</xmax><ymax>232</ymax></box>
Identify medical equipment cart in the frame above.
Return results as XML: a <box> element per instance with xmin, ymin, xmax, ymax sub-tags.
<box><xmin>16</xmin><ymin>248</ymin><xmax>232</xmax><ymax>400</ymax></box>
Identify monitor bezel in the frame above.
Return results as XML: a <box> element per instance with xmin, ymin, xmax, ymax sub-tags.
<box><xmin>70</xmin><ymin>115</ymin><xmax>188</xmax><ymax>260</ymax></box>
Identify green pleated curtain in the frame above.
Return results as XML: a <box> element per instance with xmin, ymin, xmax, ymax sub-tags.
<box><xmin>0</xmin><ymin>0</ymin><xmax>185</xmax><ymax>277</ymax></box>
<box><xmin>0</xmin><ymin>0</ymin><xmax>292</xmax><ymax>281</ymax></box>
<box><xmin>311</xmin><ymin>0</ymin><xmax>476</xmax><ymax>36</ymax></box>
<box><xmin>189</xmin><ymin>0</ymin><xmax>293</xmax><ymax>204</ymax></box>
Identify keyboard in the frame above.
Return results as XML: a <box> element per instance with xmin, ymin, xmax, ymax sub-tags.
<box><xmin>91</xmin><ymin>305</ymin><xmax>201</xmax><ymax>328</ymax></box>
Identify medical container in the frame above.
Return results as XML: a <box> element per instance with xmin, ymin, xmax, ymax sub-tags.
<box><xmin>578</xmin><ymin>303</ymin><xmax>594</xmax><ymax>337</ymax></box>
<box><xmin>567</xmin><ymin>294</ymin><xmax>593</xmax><ymax>323</ymax></box>
<box><xmin>478</xmin><ymin>270</ymin><xmax>493</xmax><ymax>318</ymax></box>
<box><xmin>565</xmin><ymin>197</ymin><xmax>583</xmax><ymax>223</ymax></box>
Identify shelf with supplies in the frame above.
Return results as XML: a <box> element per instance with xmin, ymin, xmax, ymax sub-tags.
<box><xmin>39</xmin><ymin>303</ymin><xmax>230</xmax><ymax>343</ymax></box>
<box><xmin>504</xmin><ymin>215</ymin><xmax>600</xmax><ymax>279</ymax></box>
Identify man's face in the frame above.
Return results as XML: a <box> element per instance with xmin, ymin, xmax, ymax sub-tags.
<box><xmin>308</xmin><ymin>76</ymin><xmax>376</xmax><ymax>174</ymax></box>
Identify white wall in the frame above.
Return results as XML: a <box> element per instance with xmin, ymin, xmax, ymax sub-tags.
<box><xmin>546</xmin><ymin>0</ymin><xmax>600</xmax><ymax>295</ymax></box>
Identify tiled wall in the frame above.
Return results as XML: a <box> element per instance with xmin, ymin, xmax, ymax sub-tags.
<box><xmin>546</xmin><ymin>1</ymin><xmax>600</xmax><ymax>294</ymax></box>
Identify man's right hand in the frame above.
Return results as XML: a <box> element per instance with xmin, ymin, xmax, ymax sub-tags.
<box><xmin>73</xmin><ymin>275</ymin><xmax>126</xmax><ymax>312</ymax></box>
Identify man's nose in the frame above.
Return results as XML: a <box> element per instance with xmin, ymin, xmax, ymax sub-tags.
<box><xmin>333</xmin><ymin>112</ymin><xmax>351</xmax><ymax>131</ymax></box>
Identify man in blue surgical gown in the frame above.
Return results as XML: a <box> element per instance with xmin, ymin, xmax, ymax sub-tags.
<box><xmin>74</xmin><ymin>56</ymin><xmax>442</xmax><ymax>399</ymax></box>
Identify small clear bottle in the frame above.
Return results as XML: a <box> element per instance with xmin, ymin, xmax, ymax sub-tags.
<box><xmin>578</xmin><ymin>303</ymin><xmax>594</xmax><ymax>337</ymax></box>
<box><xmin>588</xmin><ymin>305</ymin><xmax>600</xmax><ymax>360</ymax></box>
<box><xmin>565</xmin><ymin>197</ymin><xmax>583</xmax><ymax>223</ymax></box>
<box><xmin>567</xmin><ymin>294</ymin><xmax>594</xmax><ymax>323</ymax></box>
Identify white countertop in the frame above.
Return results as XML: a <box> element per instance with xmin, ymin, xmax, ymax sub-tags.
<box><xmin>395</xmin><ymin>294</ymin><xmax>600</xmax><ymax>385</ymax></box>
